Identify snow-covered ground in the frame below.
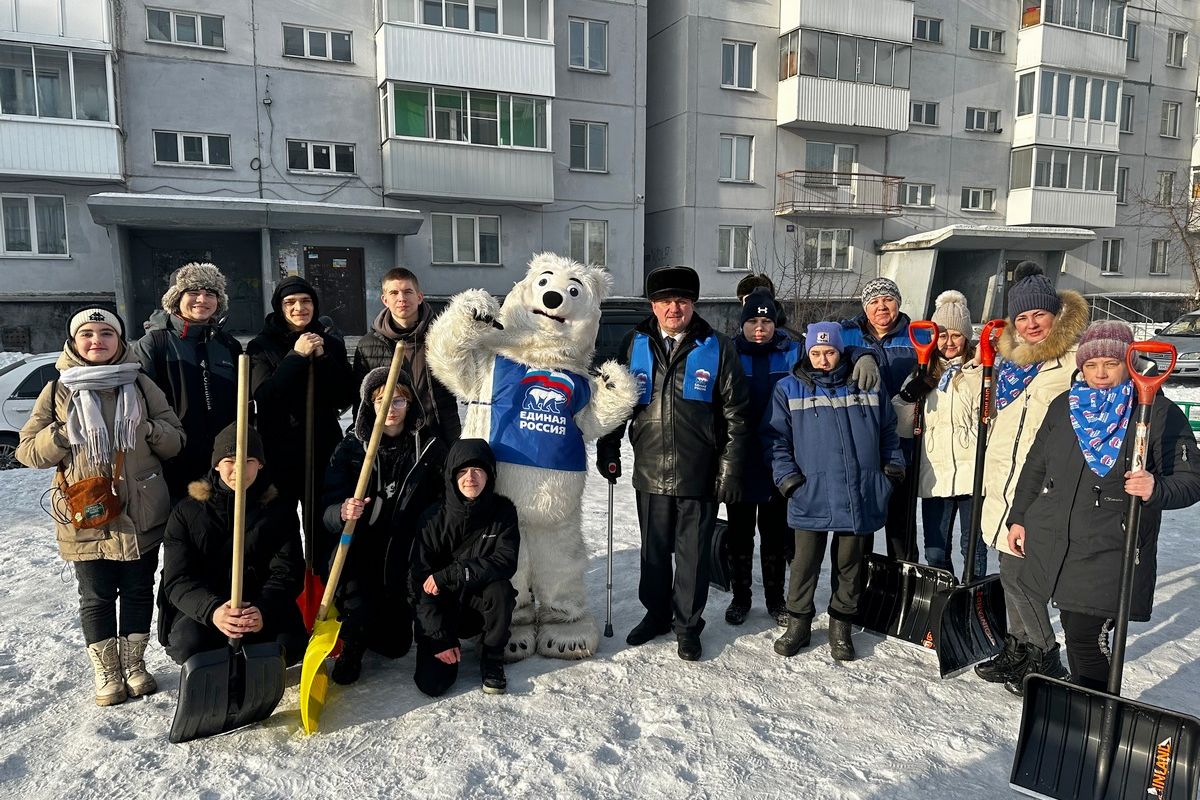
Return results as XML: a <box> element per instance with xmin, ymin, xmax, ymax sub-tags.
<box><xmin>0</xmin><ymin>440</ymin><xmax>1198</xmax><ymax>799</ymax></box>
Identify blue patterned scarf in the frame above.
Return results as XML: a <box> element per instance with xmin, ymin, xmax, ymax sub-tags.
<box><xmin>995</xmin><ymin>359</ymin><xmax>1041</xmax><ymax>411</ymax></box>
<box><xmin>1068</xmin><ymin>380</ymin><xmax>1133</xmax><ymax>477</ymax></box>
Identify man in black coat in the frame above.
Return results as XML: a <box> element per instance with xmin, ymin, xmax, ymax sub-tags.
<box><xmin>352</xmin><ymin>267</ymin><xmax>462</xmax><ymax>443</ymax></box>
<box><xmin>158</xmin><ymin>425</ymin><xmax>307</xmax><ymax>666</ymax></box>
<box><xmin>410</xmin><ymin>439</ymin><xmax>519</xmax><ymax>696</ymax></box>
<box><xmin>596</xmin><ymin>265</ymin><xmax>751</xmax><ymax>661</ymax></box>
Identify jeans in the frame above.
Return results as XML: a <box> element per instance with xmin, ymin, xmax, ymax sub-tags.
<box><xmin>74</xmin><ymin>546</ymin><xmax>160</xmax><ymax>644</ymax></box>
<box><xmin>920</xmin><ymin>495</ymin><xmax>987</xmax><ymax>577</ymax></box>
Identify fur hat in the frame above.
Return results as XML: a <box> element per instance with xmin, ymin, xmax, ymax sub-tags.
<box><xmin>931</xmin><ymin>290</ymin><xmax>972</xmax><ymax>339</ymax></box>
<box><xmin>736</xmin><ymin>273</ymin><xmax>776</xmax><ymax>302</ymax></box>
<box><xmin>646</xmin><ymin>265</ymin><xmax>700</xmax><ymax>302</ymax></box>
<box><xmin>68</xmin><ymin>307</ymin><xmax>125</xmax><ymax>339</ymax></box>
<box><xmin>1076</xmin><ymin>320</ymin><xmax>1133</xmax><ymax>371</ymax></box>
<box><xmin>211</xmin><ymin>423</ymin><xmax>266</xmax><ymax>468</ymax></box>
<box><xmin>353</xmin><ymin>366</ymin><xmax>419</xmax><ymax>442</ymax></box>
<box><xmin>861</xmin><ymin>277</ymin><xmax>901</xmax><ymax>307</ymax></box>
<box><xmin>806</xmin><ymin>321</ymin><xmax>844</xmax><ymax>353</ymax></box>
<box><xmin>1008</xmin><ymin>262</ymin><xmax>1062</xmax><ymax>318</ymax></box>
<box><xmin>161</xmin><ymin>262</ymin><xmax>228</xmax><ymax>318</ymax></box>
<box><xmin>740</xmin><ymin>288</ymin><xmax>779</xmax><ymax>325</ymax></box>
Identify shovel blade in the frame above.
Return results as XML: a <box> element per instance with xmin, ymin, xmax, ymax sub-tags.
<box><xmin>298</xmin><ymin>570</ymin><xmax>325</xmax><ymax>632</ymax></box>
<box><xmin>299</xmin><ymin>613</ymin><xmax>341</xmax><ymax>734</ymax></box>
<box><xmin>853</xmin><ymin>554</ymin><xmax>958</xmax><ymax>647</ymax></box>
<box><xmin>708</xmin><ymin>519</ymin><xmax>731</xmax><ymax>593</ymax></box>
<box><xmin>1011</xmin><ymin>675</ymin><xmax>1200</xmax><ymax>800</ymax></box>
<box><xmin>931</xmin><ymin>575</ymin><xmax>1007</xmax><ymax>677</ymax></box>
<box><xmin>168</xmin><ymin>642</ymin><xmax>285</xmax><ymax>744</ymax></box>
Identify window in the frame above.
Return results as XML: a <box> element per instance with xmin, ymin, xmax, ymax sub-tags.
<box><xmin>804</xmin><ymin>142</ymin><xmax>856</xmax><ymax>186</ymax></box>
<box><xmin>969</xmin><ymin>26</ymin><xmax>1003</xmax><ymax>53</ymax></box>
<box><xmin>0</xmin><ymin>194</ymin><xmax>67</xmax><ymax>256</ymax></box>
<box><xmin>1100</xmin><ymin>238</ymin><xmax>1122</xmax><ymax>274</ymax></box>
<box><xmin>900</xmin><ymin>183</ymin><xmax>935</xmax><ymax>207</ymax></box>
<box><xmin>1119</xmin><ymin>94</ymin><xmax>1134</xmax><ymax>133</ymax></box>
<box><xmin>717</xmin><ymin>226</ymin><xmax>751</xmax><ymax>271</ymax></box>
<box><xmin>569</xmin><ymin>121</ymin><xmax>607</xmax><ymax>172</ymax></box>
<box><xmin>804</xmin><ymin>228</ymin><xmax>851</xmax><ymax>270</ymax></box>
<box><xmin>788</xmin><ymin>28</ymin><xmax>911</xmax><ymax>88</ymax></box>
<box><xmin>402</xmin><ymin>0</ymin><xmax>548</xmax><ymax>39</ymax></box>
<box><xmin>0</xmin><ymin>45</ymin><xmax>112</xmax><ymax>122</ymax></box>
<box><xmin>386</xmin><ymin>83</ymin><xmax>548</xmax><ymax>150</ymax></box>
<box><xmin>431</xmin><ymin>213</ymin><xmax>500</xmax><ymax>264</ymax></box>
<box><xmin>569</xmin><ymin>219</ymin><xmax>607</xmax><ymax>267</ymax></box>
<box><xmin>778</xmin><ymin>30</ymin><xmax>799</xmax><ymax>80</ymax></box>
<box><xmin>1150</xmin><ymin>240</ymin><xmax>1169</xmax><ymax>275</ymax></box>
<box><xmin>719</xmin><ymin>134</ymin><xmax>753</xmax><ymax>182</ymax></box>
<box><xmin>1011</xmin><ymin>147</ymin><xmax>1118</xmax><ymax>192</ymax></box>
<box><xmin>1126</xmin><ymin>20</ymin><xmax>1138</xmax><ymax>60</ymax></box>
<box><xmin>283</xmin><ymin>24</ymin><xmax>352</xmax><ymax>62</ymax></box>
<box><xmin>568</xmin><ymin>18</ymin><xmax>607</xmax><ymax>72</ymax></box>
<box><xmin>960</xmin><ymin>187</ymin><xmax>996</xmax><ymax>211</ymax></box>
<box><xmin>1030</xmin><ymin>69</ymin><xmax>1120</xmax><ymax>123</ymax></box>
<box><xmin>1157</xmin><ymin>171</ymin><xmax>1175</xmax><ymax>205</ymax></box>
<box><xmin>1167</xmin><ymin>30</ymin><xmax>1186</xmax><ymax>68</ymax></box>
<box><xmin>721</xmin><ymin>40</ymin><xmax>755</xmax><ymax>90</ymax></box>
<box><xmin>1017</xmin><ymin>72</ymin><xmax>1035</xmax><ymax>116</ymax></box>
<box><xmin>146</xmin><ymin>8</ymin><xmax>224</xmax><ymax>48</ymax></box>
<box><xmin>965</xmin><ymin>107</ymin><xmax>1001</xmax><ymax>132</ymax></box>
<box><xmin>286</xmin><ymin>140</ymin><xmax>355</xmax><ymax>174</ymax></box>
<box><xmin>1116</xmin><ymin>166</ymin><xmax>1129</xmax><ymax>204</ymax></box>
<box><xmin>153</xmin><ymin>131</ymin><xmax>231</xmax><ymax>167</ymax></box>
<box><xmin>1160</xmin><ymin>101</ymin><xmax>1181</xmax><ymax>138</ymax></box>
<box><xmin>911</xmin><ymin>101</ymin><xmax>938</xmax><ymax>126</ymax></box>
<box><xmin>913</xmin><ymin>17</ymin><xmax>943</xmax><ymax>44</ymax></box>
<box><xmin>1040</xmin><ymin>0</ymin><xmax>1126</xmax><ymax>36</ymax></box>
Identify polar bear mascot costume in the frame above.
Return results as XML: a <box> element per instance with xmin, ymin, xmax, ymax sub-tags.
<box><xmin>427</xmin><ymin>253</ymin><xmax>638</xmax><ymax>661</ymax></box>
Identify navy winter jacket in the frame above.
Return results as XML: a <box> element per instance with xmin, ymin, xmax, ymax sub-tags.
<box><xmin>734</xmin><ymin>332</ymin><xmax>800</xmax><ymax>504</ymax></box>
<box><xmin>839</xmin><ymin>312</ymin><xmax>915</xmax><ymax>398</ymax></box>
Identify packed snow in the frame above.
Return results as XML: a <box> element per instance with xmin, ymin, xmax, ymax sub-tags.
<box><xmin>0</xmin><ymin>439</ymin><xmax>1197</xmax><ymax>799</ymax></box>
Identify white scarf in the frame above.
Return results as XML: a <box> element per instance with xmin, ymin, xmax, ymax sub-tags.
<box><xmin>58</xmin><ymin>363</ymin><xmax>143</xmax><ymax>468</ymax></box>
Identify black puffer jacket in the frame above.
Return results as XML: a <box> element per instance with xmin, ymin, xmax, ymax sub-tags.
<box><xmin>157</xmin><ymin>475</ymin><xmax>304</xmax><ymax>645</ymax></box>
<box><xmin>597</xmin><ymin>314</ymin><xmax>750</xmax><ymax>497</ymax></box>
<box><xmin>410</xmin><ymin>439</ymin><xmax>519</xmax><ymax>647</ymax></box>
<box><xmin>1009</xmin><ymin>391</ymin><xmax>1200</xmax><ymax>621</ymax></box>
<box><xmin>353</xmin><ymin>304</ymin><xmax>462</xmax><ymax>443</ymax></box>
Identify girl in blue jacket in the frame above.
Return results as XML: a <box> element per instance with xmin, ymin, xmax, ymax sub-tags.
<box><xmin>765</xmin><ymin>322</ymin><xmax>904</xmax><ymax>661</ymax></box>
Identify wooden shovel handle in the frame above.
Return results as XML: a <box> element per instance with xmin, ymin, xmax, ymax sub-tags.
<box><xmin>231</xmin><ymin>354</ymin><xmax>250</xmax><ymax>608</ymax></box>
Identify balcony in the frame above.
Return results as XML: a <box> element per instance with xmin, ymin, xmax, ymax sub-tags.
<box><xmin>776</xmin><ymin>170</ymin><xmax>903</xmax><ymax>217</ymax></box>
<box><xmin>1006</xmin><ymin>187</ymin><xmax>1116</xmax><ymax>228</ymax></box>
<box><xmin>1016</xmin><ymin>24</ymin><xmax>1126</xmax><ymax>77</ymax></box>
<box><xmin>0</xmin><ymin>119</ymin><xmax>122</xmax><ymax>181</ymax></box>
<box><xmin>779</xmin><ymin>0</ymin><xmax>913</xmax><ymax>43</ymax></box>
<box><xmin>382</xmin><ymin>139</ymin><xmax>554</xmax><ymax>204</ymax></box>
<box><xmin>778</xmin><ymin>76</ymin><xmax>910</xmax><ymax>133</ymax></box>
<box><xmin>376</xmin><ymin>22</ymin><xmax>555</xmax><ymax>98</ymax></box>
<box><xmin>1011</xmin><ymin>113</ymin><xmax>1119</xmax><ymax>152</ymax></box>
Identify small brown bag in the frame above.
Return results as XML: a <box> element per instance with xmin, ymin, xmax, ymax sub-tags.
<box><xmin>56</xmin><ymin>452</ymin><xmax>125</xmax><ymax>530</ymax></box>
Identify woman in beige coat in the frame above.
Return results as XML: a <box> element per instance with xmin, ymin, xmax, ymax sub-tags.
<box><xmin>17</xmin><ymin>308</ymin><xmax>184</xmax><ymax>707</ymax></box>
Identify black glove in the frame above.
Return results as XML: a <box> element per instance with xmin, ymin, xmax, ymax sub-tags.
<box><xmin>596</xmin><ymin>443</ymin><xmax>621</xmax><ymax>483</ymax></box>
<box><xmin>883</xmin><ymin>463</ymin><xmax>906</xmax><ymax>484</ymax></box>
<box><xmin>433</xmin><ymin>563</ymin><xmax>465</xmax><ymax>594</ymax></box>
<box><xmin>898</xmin><ymin>372</ymin><xmax>937</xmax><ymax>404</ymax></box>
<box><xmin>716</xmin><ymin>481</ymin><xmax>742</xmax><ymax>505</ymax></box>
<box><xmin>778</xmin><ymin>472</ymin><xmax>806</xmax><ymax>498</ymax></box>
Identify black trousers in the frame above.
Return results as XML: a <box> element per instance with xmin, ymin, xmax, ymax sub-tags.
<box><xmin>337</xmin><ymin>534</ymin><xmax>414</xmax><ymax>658</ymax></box>
<box><xmin>635</xmin><ymin>491</ymin><xmax>717</xmax><ymax>636</ymax></box>
<box><xmin>74</xmin><ymin>546</ymin><xmax>160</xmax><ymax>644</ymax></box>
<box><xmin>786</xmin><ymin>531</ymin><xmax>867</xmax><ymax>621</ymax></box>
<box><xmin>1060</xmin><ymin>609</ymin><xmax>1114</xmax><ymax>687</ymax></box>
<box><xmin>164</xmin><ymin>608</ymin><xmax>308</xmax><ymax>667</ymax></box>
<box><xmin>725</xmin><ymin>497</ymin><xmax>793</xmax><ymax>606</ymax></box>
<box><xmin>413</xmin><ymin>580</ymin><xmax>517</xmax><ymax>697</ymax></box>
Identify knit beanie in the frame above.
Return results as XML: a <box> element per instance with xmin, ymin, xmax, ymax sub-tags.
<box><xmin>1075</xmin><ymin>320</ymin><xmax>1133</xmax><ymax>371</ymax></box>
<box><xmin>806</xmin><ymin>321</ymin><xmax>844</xmax><ymax>353</ymax></box>
<box><xmin>740</xmin><ymin>289</ymin><xmax>780</xmax><ymax>325</ymax></box>
<box><xmin>861</xmin><ymin>277</ymin><xmax>901</xmax><ymax>307</ymax></box>
<box><xmin>211</xmin><ymin>423</ymin><xmax>266</xmax><ymax>468</ymax></box>
<box><xmin>161</xmin><ymin>262</ymin><xmax>229</xmax><ymax>318</ymax></box>
<box><xmin>68</xmin><ymin>307</ymin><xmax>125</xmax><ymax>339</ymax></box>
<box><xmin>271</xmin><ymin>275</ymin><xmax>320</xmax><ymax>319</ymax></box>
<box><xmin>930</xmin><ymin>290</ymin><xmax>972</xmax><ymax>339</ymax></box>
<box><xmin>1007</xmin><ymin>262</ymin><xmax>1062</xmax><ymax>318</ymax></box>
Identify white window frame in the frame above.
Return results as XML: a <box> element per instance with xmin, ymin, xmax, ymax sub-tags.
<box><xmin>1156</xmin><ymin>170</ymin><xmax>1175</xmax><ymax>205</ymax></box>
<box><xmin>965</xmin><ymin>107</ymin><xmax>1001</xmax><ymax>132</ymax></box>
<box><xmin>960</xmin><ymin>186</ymin><xmax>996</xmax><ymax>212</ymax></box>
<box><xmin>1116</xmin><ymin>166</ymin><xmax>1129</xmax><ymax>204</ymax></box>
<box><xmin>1119</xmin><ymin>94</ymin><xmax>1134</xmax><ymax>133</ymax></box>
<box><xmin>285</xmin><ymin>139</ymin><xmax>356</xmax><ymax>175</ymax></box>
<box><xmin>431</xmin><ymin>213</ymin><xmax>501</xmax><ymax>265</ymax></box>
<box><xmin>146</xmin><ymin>8</ymin><xmax>224</xmax><ymax>49</ymax></box>
<box><xmin>568</xmin><ymin>18</ymin><xmax>608</xmax><ymax>73</ymax></box>
<box><xmin>1100</xmin><ymin>238</ymin><xmax>1122</xmax><ymax>274</ymax></box>
<box><xmin>0</xmin><ymin>194</ymin><xmax>68</xmax><ymax>257</ymax></box>
<box><xmin>900</xmin><ymin>183</ymin><xmax>935</xmax><ymax>208</ymax></box>
<box><xmin>911</xmin><ymin>101</ymin><xmax>939</xmax><ymax>126</ymax></box>
<box><xmin>569</xmin><ymin>219</ymin><xmax>608</xmax><ymax>267</ymax></box>
<box><xmin>1126</xmin><ymin>20</ymin><xmax>1138</xmax><ymax>60</ymax></box>
<box><xmin>152</xmin><ymin>130</ymin><xmax>232</xmax><ymax>168</ymax></box>
<box><xmin>384</xmin><ymin>83</ymin><xmax>551</xmax><ymax>151</ymax></box>
<box><xmin>282</xmin><ymin>24</ymin><xmax>353</xmax><ymax>62</ymax></box>
<box><xmin>717</xmin><ymin>225</ymin><xmax>752</xmax><ymax>271</ymax></box>
<box><xmin>913</xmin><ymin>16</ymin><xmax>943</xmax><ymax>44</ymax></box>
<box><xmin>1166</xmin><ymin>30</ymin><xmax>1186</xmax><ymax>68</ymax></box>
<box><xmin>805</xmin><ymin>228</ymin><xmax>851</xmax><ymax>271</ymax></box>
<box><xmin>402</xmin><ymin>0</ymin><xmax>549</xmax><ymax>40</ymax></box>
<box><xmin>721</xmin><ymin>40</ymin><xmax>755</xmax><ymax>90</ymax></box>
<box><xmin>969</xmin><ymin>26</ymin><xmax>1004</xmax><ymax>53</ymax></box>
<box><xmin>1160</xmin><ymin>100</ymin><xmax>1181</xmax><ymax>139</ymax></box>
<box><xmin>0</xmin><ymin>46</ymin><xmax>116</xmax><ymax>123</ymax></box>
<box><xmin>569</xmin><ymin>120</ymin><xmax>608</xmax><ymax>172</ymax></box>
<box><xmin>1149</xmin><ymin>240</ymin><xmax>1169</xmax><ymax>275</ymax></box>
<box><xmin>719</xmin><ymin>134</ymin><xmax>754</xmax><ymax>182</ymax></box>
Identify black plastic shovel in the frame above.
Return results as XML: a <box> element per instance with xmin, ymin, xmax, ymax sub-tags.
<box><xmin>1010</xmin><ymin>341</ymin><xmax>1200</xmax><ymax>799</ymax></box>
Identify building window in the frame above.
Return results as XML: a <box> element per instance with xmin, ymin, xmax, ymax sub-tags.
<box><xmin>1160</xmin><ymin>101</ymin><xmax>1181</xmax><ymax>138</ymax></box>
<box><xmin>717</xmin><ymin>226</ymin><xmax>751</xmax><ymax>271</ymax></box>
<box><xmin>0</xmin><ymin>194</ymin><xmax>67</xmax><ymax>256</ymax></box>
<box><xmin>0</xmin><ymin>45</ymin><xmax>112</xmax><ymax>122</ymax></box>
<box><xmin>913</xmin><ymin>17</ymin><xmax>943</xmax><ymax>44</ymax></box>
<box><xmin>1033</xmin><ymin>70</ymin><xmax>1119</xmax><ymax>123</ymax></box>
<box><xmin>803</xmin><ymin>142</ymin><xmax>856</xmax><ymax>188</ymax></box>
<box><xmin>283</xmin><ymin>24</ymin><xmax>352</xmax><ymax>62</ymax></box>
<box><xmin>386</xmin><ymin>83</ymin><xmax>548</xmax><ymax>150</ymax></box>
<box><xmin>431</xmin><ymin>213</ymin><xmax>500</xmax><ymax>264</ymax></box>
<box><xmin>965</xmin><ymin>107</ymin><xmax>1001</xmax><ymax>132</ymax></box>
<box><xmin>721</xmin><ymin>40</ymin><xmax>755</xmax><ymax>90</ymax></box>
<box><xmin>1100</xmin><ymin>239</ymin><xmax>1122</xmax><ymax>274</ymax></box>
<box><xmin>399</xmin><ymin>0</ymin><xmax>548</xmax><ymax>40</ymax></box>
<box><xmin>153</xmin><ymin>131</ymin><xmax>231</xmax><ymax>167</ymax></box>
<box><xmin>1116</xmin><ymin>166</ymin><xmax>1129</xmax><ymax>204</ymax></box>
<box><xmin>568</xmin><ymin>18</ymin><xmax>607</xmax><ymax>72</ymax></box>
<box><xmin>960</xmin><ymin>187</ymin><xmax>996</xmax><ymax>211</ymax></box>
<box><xmin>1126</xmin><ymin>20</ymin><xmax>1138</xmax><ymax>60</ymax></box>
<box><xmin>146</xmin><ymin>8</ymin><xmax>224</xmax><ymax>48</ymax></box>
<box><xmin>1038</xmin><ymin>0</ymin><xmax>1126</xmax><ymax>36</ymax></box>
<box><xmin>719</xmin><ymin>134</ymin><xmax>753</xmax><ymax>182</ymax></box>
<box><xmin>804</xmin><ymin>228</ymin><xmax>851</xmax><ymax>271</ymax></box>
<box><xmin>1157</xmin><ymin>171</ymin><xmax>1175</xmax><ymax>205</ymax></box>
<box><xmin>569</xmin><ymin>121</ymin><xmax>608</xmax><ymax>172</ymax></box>
<box><xmin>911</xmin><ymin>101</ymin><xmax>938</xmax><ymax>126</ymax></box>
<box><xmin>1166</xmin><ymin>30</ymin><xmax>1186</xmax><ymax>67</ymax></box>
<box><xmin>900</xmin><ymin>183</ymin><xmax>935</xmax><ymax>207</ymax></box>
<box><xmin>569</xmin><ymin>219</ymin><xmax>607</xmax><ymax>267</ymax></box>
<box><xmin>778</xmin><ymin>30</ymin><xmax>799</xmax><ymax>80</ymax></box>
<box><xmin>784</xmin><ymin>28</ymin><xmax>911</xmax><ymax>88</ymax></box>
<box><xmin>1119</xmin><ymin>94</ymin><xmax>1134</xmax><ymax>133</ymax></box>
<box><xmin>969</xmin><ymin>26</ymin><xmax>1004</xmax><ymax>53</ymax></box>
<box><xmin>1150</xmin><ymin>240</ymin><xmax>1168</xmax><ymax>275</ymax></box>
<box><xmin>1010</xmin><ymin>146</ymin><xmax>1117</xmax><ymax>192</ymax></box>
<box><xmin>286</xmin><ymin>140</ymin><xmax>355</xmax><ymax>174</ymax></box>
<box><xmin>1017</xmin><ymin>72</ymin><xmax>1034</xmax><ymax>116</ymax></box>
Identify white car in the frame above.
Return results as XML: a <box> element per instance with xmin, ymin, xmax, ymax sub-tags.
<box><xmin>0</xmin><ymin>353</ymin><xmax>59</xmax><ymax>470</ymax></box>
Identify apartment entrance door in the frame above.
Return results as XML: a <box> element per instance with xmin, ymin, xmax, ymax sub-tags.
<box><xmin>304</xmin><ymin>246</ymin><xmax>365</xmax><ymax>335</ymax></box>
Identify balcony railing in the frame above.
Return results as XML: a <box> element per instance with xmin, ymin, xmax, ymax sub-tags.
<box><xmin>776</xmin><ymin>170</ymin><xmax>903</xmax><ymax>216</ymax></box>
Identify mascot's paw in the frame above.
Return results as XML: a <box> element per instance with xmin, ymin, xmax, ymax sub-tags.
<box><xmin>456</xmin><ymin>288</ymin><xmax>502</xmax><ymax>330</ymax></box>
<box><xmin>536</xmin><ymin>617</ymin><xmax>599</xmax><ymax>660</ymax></box>
<box><xmin>504</xmin><ymin>623</ymin><xmax>537</xmax><ymax>663</ymax></box>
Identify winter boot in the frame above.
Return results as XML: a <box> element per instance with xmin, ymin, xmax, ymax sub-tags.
<box><xmin>626</xmin><ymin>615</ymin><xmax>671</xmax><ymax>646</ymax></box>
<box><xmin>1005</xmin><ymin>643</ymin><xmax>1069</xmax><ymax>696</ymax></box>
<box><xmin>767</xmin><ymin>605</ymin><xmax>791</xmax><ymax>628</ymax></box>
<box><xmin>677</xmin><ymin>632</ymin><xmax>702</xmax><ymax>662</ymax></box>
<box><xmin>974</xmin><ymin>634</ymin><xmax>1028</xmax><ymax>683</ymax></box>
<box><xmin>761</xmin><ymin>549</ymin><xmax>789</xmax><ymax>629</ymax></box>
<box><xmin>86</xmin><ymin>638</ymin><xmax>127</xmax><ymax>707</ymax></box>
<box><xmin>724</xmin><ymin>599</ymin><xmax>751</xmax><ymax>626</ymax></box>
<box><xmin>119</xmin><ymin>633</ymin><xmax>157</xmax><ymax>698</ymax></box>
<box><xmin>828</xmin><ymin>618</ymin><xmax>856</xmax><ymax>662</ymax></box>
<box><xmin>774</xmin><ymin>615</ymin><xmax>812</xmax><ymax>657</ymax></box>
<box><xmin>481</xmin><ymin>649</ymin><xmax>507</xmax><ymax>695</ymax></box>
<box><xmin>331</xmin><ymin>639</ymin><xmax>366</xmax><ymax>686</ymax></box>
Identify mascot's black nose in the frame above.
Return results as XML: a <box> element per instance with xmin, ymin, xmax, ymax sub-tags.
<box><xmin>542</xmin><ymin>290</ymin><xmax>564</xmax><ymax>309</ymax></box>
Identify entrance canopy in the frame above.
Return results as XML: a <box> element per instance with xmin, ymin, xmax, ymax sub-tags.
<box><xmin>881</xmin><ymin>224</ymin><xmax>1095</xmax><ymax>253</ymax></box>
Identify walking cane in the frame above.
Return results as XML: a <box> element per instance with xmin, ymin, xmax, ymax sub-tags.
<box><xmin>604</xmin><ymin>464</ymin><xmax>616</xmax><ymax>638</ymax></box>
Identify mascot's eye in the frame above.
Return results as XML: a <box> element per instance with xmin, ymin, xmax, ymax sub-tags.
<box><xmin>537</xmin><ymin>278</ymin><xmax>548</xmax><ymax>287</ymax></box>
<box><xmin>568</xmin><ymin>287</ymin><xmax>580</xmax><ymax>297</ymax></box>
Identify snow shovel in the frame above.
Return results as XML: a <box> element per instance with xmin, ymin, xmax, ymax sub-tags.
<box><xmin>299</xmin><ymin>341</ymin><xmax>404</xmax><ymax>735</ymax></box>
<box><xmin>1011</xmin><ymin>341</ymin><xmax>1200</xmax><ymax>800</ymax></box>
<box><xmin>170</xmin><ymin>354</ymin><xmax>286</xmax><ymax>743</ymax></box>
<box><xmin>297</xmin><ymin>361</ymin><xmax>324</xmax><ymax>631</ymax></box>
<box><xmin>604</xmin><ymin>472</ymin><xmax>615</xmax><ymax>638</ymax></box>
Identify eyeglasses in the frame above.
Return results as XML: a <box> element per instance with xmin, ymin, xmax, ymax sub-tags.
<box><xmin>373</xmin><ymin>397</ymin><xmax>409</xmax><ymax>409</ymax></box>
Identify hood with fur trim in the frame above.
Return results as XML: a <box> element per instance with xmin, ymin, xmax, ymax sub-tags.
<box><xmin>997</xmin><ymin>289</ymin><xmax>1088</xmax><ymax>367</ymax></box>
<box><xmin>188</xmin><ymin>475</ymin><xmax>279</xmax><ymax>506</ymax></box>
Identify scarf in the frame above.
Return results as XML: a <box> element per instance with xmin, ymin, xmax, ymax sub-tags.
<box><xmin>995</xmin><ymin>359</ymin><xmax>1041</xmax><ymax>412</ymax></box>
<box><xmin>936</xmin><ymin>356</ymin><xmax>965</xmax><ymax>392</ymax></box>
<box><xmin>1068</xmin><ymin>380</ymin><xmax>1133</xmax><ymax>477</ymax></box>
<box><xmin>58</xmin><ymin>362</ymin><xmax>143</xmax><ymax>468</ymax></box>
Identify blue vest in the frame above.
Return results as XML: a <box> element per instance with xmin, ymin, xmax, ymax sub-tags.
<box><xmin>739</xmin><ymin>347</ymin><xmax>798</xmax><ymax>380</ymax></box>
<box><xmin>630</xmin><ymin>333</ymin><xmax>722</xmax><ymax>404</ymax></box>
<box><xmin>487</xmin><ymin>356</ymin><xmax>591</xmax><ymax>472</ymax></box>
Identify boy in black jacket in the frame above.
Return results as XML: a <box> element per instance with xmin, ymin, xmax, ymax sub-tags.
<box><xmin>411</xmin><ymin>439</ymin><xmax>519</xmax><ymax>696</ymax></box>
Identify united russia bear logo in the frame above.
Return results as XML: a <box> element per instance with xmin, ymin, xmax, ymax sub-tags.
<box><xmin>520</xmin><ymin>369</ymin><xmax>575</xmax><ymax>414</ymax></box>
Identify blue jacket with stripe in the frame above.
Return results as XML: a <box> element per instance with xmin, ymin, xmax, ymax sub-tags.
<box><xmin>839</xmin><ymin>312</ymin><xmax>915</xmax><ymax>398</ymax></box>
<box><xmin>734</xmin><ymin>332</ymin><xmax>800</xmax><ymax>504</ymax></box>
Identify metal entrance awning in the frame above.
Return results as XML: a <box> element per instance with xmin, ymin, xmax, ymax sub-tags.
<box><xmin>880</xmin><ymin>224</ymin><xmax>1095</xmax><ymax>252</ymax></box>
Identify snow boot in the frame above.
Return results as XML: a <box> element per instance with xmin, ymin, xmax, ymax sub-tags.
<box><xmin>828</xmin><ymin>618</ymin><xmax>855</xmax><ymax>662</ymax></box>
<box><xmin>1005</xmin><ymin>643</ymin><xmax>1069</xmax><ymax>696</ymax></box>
<box><xmin>774</xmin><ymin>615</ymin><xmax>812</xmax><ymax>657</ymax></box>
<box><xmin>974</xmin><ymin>634</ymin><xmax>1027</xmax><ymax>683</ymax></box>
<box><xmin>119</xmin><ymin>633</ymin><xmax>157</xmax><ymax>698</ymax></box>
<box><xmin>86</xmin><ymin>638</ymin><xmax>127</xmax><ymax>707</ymax></box>
<box><xmin>626</xmin><ymin>615</ymin><xmax>671</xmax><ymax>646</ymax></box>
<box><xmin>724</xmin><ymin>599</ymin><xmax>751</xmax><ymax>626</ymax></box>
<box><xmin>767</xmin><ymin>605</ymin><xmax>791</xmax><ymax>628</ymax></box>
<box><xmin>481</xmin><ymin>648</ymin><xmax>507</xmax><ymax>695</ymax></box>
<box><xmin>331</xmin><ymin>639</ymin><xmax>366</xmax><ymax>686</ymax></box>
